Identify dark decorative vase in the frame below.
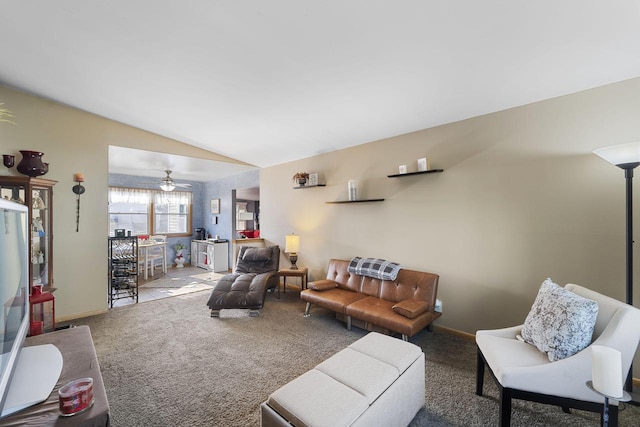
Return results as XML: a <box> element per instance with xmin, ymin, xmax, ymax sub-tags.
<box><xmin>17</xmin><ymin>150</ymin><xmax>47</xmax><ymax>177</ymax></box>
<box><xmin>2</xmin><ymin>154</ymin><xmax>15</xmax><ymax>168</ymax></box>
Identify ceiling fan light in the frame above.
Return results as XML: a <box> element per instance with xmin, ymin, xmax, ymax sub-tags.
<box><xmin>160</xmin><ymin>182</ymin><xmax>175</xmax><ymax>191</ymax></box>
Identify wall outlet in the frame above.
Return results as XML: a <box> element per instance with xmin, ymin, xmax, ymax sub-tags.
<box><xmin>435</xmin><ymin>298</ymin><xmax>442</xmax><ymax>313</ymax></box>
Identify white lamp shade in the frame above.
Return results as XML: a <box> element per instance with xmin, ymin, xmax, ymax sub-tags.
<box><xmin>160</xmin><ymin>182</ymin><xmax>175</xmax><ymax>191</ymax></box>
<box><xmin>593</xmin><ymin>141</ymin><xmax>640</xmax><ymax>166</ymax></box>
<box><xmin>285</xmin><ymin>234</ymin><xmax>299</xmax><ymax>253</ymax></box>
<box><xmin>591</xmin><ymin>345</ymin><xmax>623</xmax><ymax>398</ymax></box>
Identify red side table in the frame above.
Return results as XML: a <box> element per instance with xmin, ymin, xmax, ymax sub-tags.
<box><xmin>29</xmin><ymin>292</ymin><xmax>55</xmax><ymax>336</ymax></box>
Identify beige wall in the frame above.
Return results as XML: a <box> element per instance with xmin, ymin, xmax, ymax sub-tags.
<box><xmin>0</xmin><ymin>85</ymin><xmax>243</xmax><ymax>320</ymax></box>
<box><xmin>260</xmin><ymin>77</ymin><xmax>640</xmax><ymax>375</ymax></box>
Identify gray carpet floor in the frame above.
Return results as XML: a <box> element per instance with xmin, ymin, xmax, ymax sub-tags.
<box><xmin>73</xmin><ymin>289</ymin><xmax>640</xmax><ymax>426</ymax></box>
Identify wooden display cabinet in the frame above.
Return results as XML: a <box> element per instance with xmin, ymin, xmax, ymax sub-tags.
<box><xmin>0</xmin><ymin>176</ymin><xmax>57</xmax><ymax>294</ymax></box>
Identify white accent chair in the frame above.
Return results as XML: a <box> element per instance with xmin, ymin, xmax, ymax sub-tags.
<box><xmin>476</xmin><ymin>284</ymin><xmax>640</xmax><ymax>427</ymax></box>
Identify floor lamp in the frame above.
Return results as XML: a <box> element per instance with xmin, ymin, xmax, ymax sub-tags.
<box><xmin>594</xmin><ymin>141</ymin><xmax>640</xmax><ymax>401</ymax></box>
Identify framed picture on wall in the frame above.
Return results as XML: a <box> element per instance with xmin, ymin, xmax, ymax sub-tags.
<box><xmin>210</xmin><ymin>198</ymin><xmax>220</xmax><ymax>214</ymax></box>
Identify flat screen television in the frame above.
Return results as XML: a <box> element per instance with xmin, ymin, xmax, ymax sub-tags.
<box><xmin>0</xmin><ymin>198</ymin><xmax>61</xmax><ymax>418</ymax></box>
<box><xmin>0</xmin><ymin>198</ymin><xmax>30</xmax><ymax>414</ymax></box>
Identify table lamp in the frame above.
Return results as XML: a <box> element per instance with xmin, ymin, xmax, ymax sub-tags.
<box><xmin>285</xmin><ymin>234</ymin><xmax>300</xmax><ymax>270</ymax></box>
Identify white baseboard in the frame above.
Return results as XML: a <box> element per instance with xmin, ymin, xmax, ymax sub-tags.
<box><xmin>55</xmin><ymin>308</ymin><xmax>109</xmax><ymax>324</ymax></box>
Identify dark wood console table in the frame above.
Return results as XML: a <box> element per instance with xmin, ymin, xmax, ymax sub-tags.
<box><xmin>0</xmin><ymin>326</ymin><xmax>109</xmax><ymax>426</ymax></box>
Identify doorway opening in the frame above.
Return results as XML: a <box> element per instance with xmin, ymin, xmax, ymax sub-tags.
<box><xmin>233</xmin><ymin>187</ymin><xmax>260</xmax><ymax>239</ymax></box>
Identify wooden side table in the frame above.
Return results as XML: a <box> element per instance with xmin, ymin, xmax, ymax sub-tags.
<box><xmin>277</xmin><ymin>268</ymin><xmax>308</xmax><ymax>299</ymax></box>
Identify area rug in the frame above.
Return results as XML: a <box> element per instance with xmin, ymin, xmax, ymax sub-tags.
<box><xmin>139</xmin><ymin>271</ymin><xmax>225</xmax><ymax>288</ymax></box>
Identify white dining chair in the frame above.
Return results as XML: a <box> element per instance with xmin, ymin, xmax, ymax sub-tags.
<box><xmin>139</xmin><ymin>235</ymin><xmax>166</xmax><ymax>279</ymax></box>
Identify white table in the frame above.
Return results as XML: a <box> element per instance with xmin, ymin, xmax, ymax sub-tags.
<box><xmin>138</xmin><ymin>241</ymin><xmax>167</xmax><ymax>280</ymax></box>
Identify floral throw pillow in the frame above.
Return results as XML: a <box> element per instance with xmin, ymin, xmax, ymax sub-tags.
<box><xmin>521</xmin><ymin>278</ymin><xmax>598</xmax><ymax>362</ymax></box>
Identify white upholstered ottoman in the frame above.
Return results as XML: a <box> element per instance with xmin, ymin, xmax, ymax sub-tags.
<box><xmin>261</xmin><ymin>332</ymin><xmax>425</xmax><ymax>427</ymax></box>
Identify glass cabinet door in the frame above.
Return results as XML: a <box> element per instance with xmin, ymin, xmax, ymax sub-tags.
<box><xmin>0</xmin><ymin>176</ymin><xmax>57</xmax><ymax>292</ymax></box>
<box><xmin>31</xmin><ymin>184</ymin><xmax>51</xmax><ymax>288</ymax></box>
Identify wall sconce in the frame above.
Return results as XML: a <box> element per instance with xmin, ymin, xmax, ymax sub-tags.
<box><xmin>72</xmin><ymin>173</ymin><xmax>85</xmax><ymax>232</ymax></box>
<box><xmin>285</xmin><ymin>233</ymin><xmax>300</xmax><ymax>270</ymax></box>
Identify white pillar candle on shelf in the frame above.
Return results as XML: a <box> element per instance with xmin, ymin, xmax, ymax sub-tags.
<box><xmin>592</xmin><ymin>345</ymin><xmax>623</xmax><ymax>398</ymax></box>
<box><xmin>348</xmin><ymin>180</ymin><xmax>358</xmax><ymax>201</ymax></box>
<box><xmin>417</xmin><ymin>157</ymin><xmax>429</xmax><ymax>172</ymax></box>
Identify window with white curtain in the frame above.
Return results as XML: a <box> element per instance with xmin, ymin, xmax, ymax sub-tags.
<box><xmin>109</xmin><ymin>188</ymin><xmax>150</xmax><ymax>235</ymax></box>
<box><xmin>108</xmin><ymin>187</ymin><xmax>192</xmax><ymax>236</ymax></box>
<box><xmin>153</xmin><ymin>191</ymin><xmax>192</xmax><ymax>234</ymax></box>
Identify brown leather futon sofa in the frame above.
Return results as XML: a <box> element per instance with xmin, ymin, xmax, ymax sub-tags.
<box><xmin>300</xmin><ymin>258</ymin><xmax>440</xmax><ymax>340</ymax></box>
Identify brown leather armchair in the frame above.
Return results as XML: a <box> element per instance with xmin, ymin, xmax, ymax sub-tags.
<box><xmin>207</xmin><ymin>245</ymin><xmax>280</xmax><ymax>317</ymax></box>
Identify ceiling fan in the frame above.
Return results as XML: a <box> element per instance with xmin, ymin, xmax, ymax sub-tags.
<box><xmin>157</xmin><ymin>170</ymin><xmax>192</xmax><ymax>192</ymax></box>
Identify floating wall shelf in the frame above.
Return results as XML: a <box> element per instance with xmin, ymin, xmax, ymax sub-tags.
<box><xmin>325</xmin><ymin>199</ymin><xmax>385</xmax><ymax>204</ymax></box>
<box><xmin>293</xmin><ymin>184</ymin><xmax>326</xmax><ymax>189</ymax></box>
<box><xmin>387</xmin><ymin>169</ymin><xmax>444</xmax><ymax>178</ymax></box>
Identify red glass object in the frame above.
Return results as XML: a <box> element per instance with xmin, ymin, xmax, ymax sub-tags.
<box><xmin>29</xmin><ymin>321</ymin><xmax>43</xmax><ymax>336</ymax></box>
<box><xmin>29</xmin><ymin>292</ymin><xmax>55</xmax><ymax>335</ymax></box>
<box><xmin>59</xmin><ymin>378</ymin><xmax>94</xmax><ymax>415</ymax></box>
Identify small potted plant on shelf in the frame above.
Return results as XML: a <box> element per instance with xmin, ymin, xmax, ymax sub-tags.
<box><xmin>292</xmin><ymin>172</ymin><xmax>309</xmax><ymax>187</ymax></box>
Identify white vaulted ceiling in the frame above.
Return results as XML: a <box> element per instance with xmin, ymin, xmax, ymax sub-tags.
<box><xmin>1</xmin><ymin>1</ymin><xmax>640</xmax><ymax>177</ymax></box>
